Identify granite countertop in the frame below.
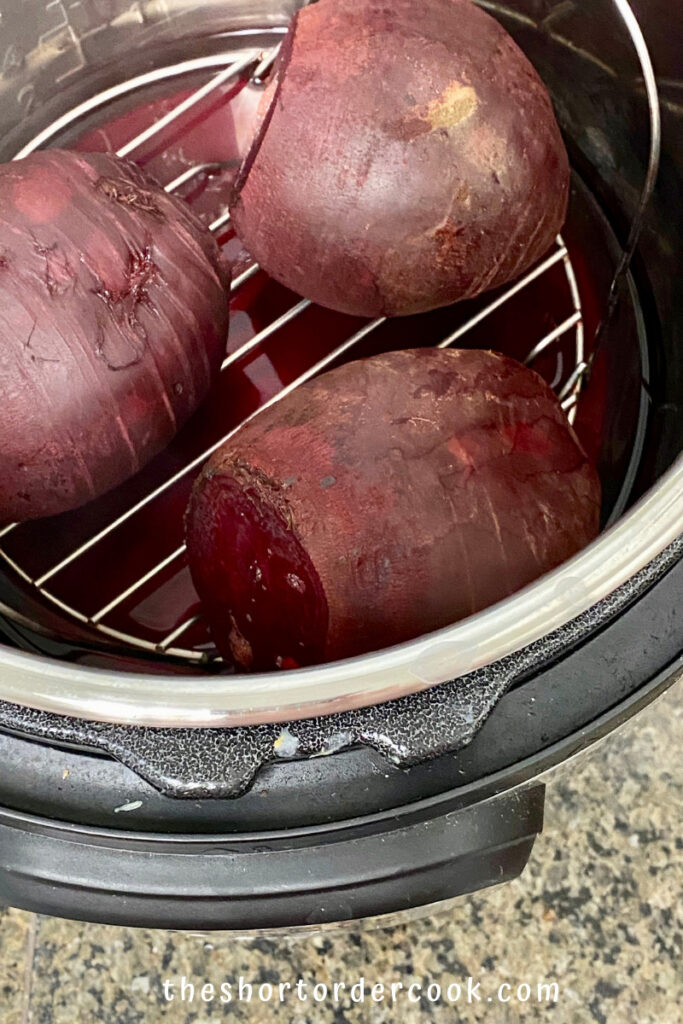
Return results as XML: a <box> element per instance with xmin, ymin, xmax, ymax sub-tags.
<box><xmin>1</xmin><ymin>680</ymin><xmax>681</xmax><ymax>1024</ymax></box>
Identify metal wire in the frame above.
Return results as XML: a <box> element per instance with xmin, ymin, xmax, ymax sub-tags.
<box><xmin>115</xmin><ymin>50</ymin><xmax>262</xmax><ymax>159</ymax></box>
<box><xmin>0</xmin><ymin>45</ymin><xmax>588</xmax><ymax>663</ymax></box>
<box><xmin>589</xmin><ymin>0</ymin><xmax>661</xmax><ymax>365</ymax></box>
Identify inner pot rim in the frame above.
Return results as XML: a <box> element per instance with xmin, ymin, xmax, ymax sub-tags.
<box><xmin>0</xmin><ymin>456</ymin><xmax>680</xmax><ymax>728</ymax></box>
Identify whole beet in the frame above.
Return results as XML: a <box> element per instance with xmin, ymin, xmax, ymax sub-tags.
<box><xmin>186</xmin><ymin>348</ymin><xmax>601</xmax><ymax>671</ymax></box>
<box><xmin>0</xmin><ymin>150</ymin><xmax>230</xmax><ymax>523</ymax></box>
<box><xmin>230</xmin><ymin>0</ymin><xmax>570</xmax><ymax>318</ymax></box>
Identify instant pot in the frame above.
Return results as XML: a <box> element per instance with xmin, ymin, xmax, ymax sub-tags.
<box><xmin>0</xmin><ymin>0</ymin><xmax>680</xmax><ymax>930</ymax></box>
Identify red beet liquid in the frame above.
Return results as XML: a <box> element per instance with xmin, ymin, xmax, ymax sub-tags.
<box><xmin>4</xmin><ymin>76</ymin><xmax>628</xmax><ymax>663</ymax></box>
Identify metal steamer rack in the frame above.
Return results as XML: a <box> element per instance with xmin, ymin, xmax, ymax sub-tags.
<box><xmin>0</xmin><ymin>4</ymin><xmax>661</xmax><ymax>673</ymax></box>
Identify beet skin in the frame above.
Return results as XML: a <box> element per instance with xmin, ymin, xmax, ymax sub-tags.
<box><xmin>0</xmin><ymin>150</ymin><xmax>230</xmax><ymax>523</ymax></box>
<box><xmin>230</xmin><ymin>0</ymin><xmax>570</xmax><ymax>318</ymax></box>
<box><xmin>186</xmin><ymin>349</ymin><xmax>601</xmax><ymax>671</ymax></box>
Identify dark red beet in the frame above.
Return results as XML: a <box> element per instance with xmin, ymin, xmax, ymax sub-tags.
<box><xmin>230</xmin><ymin>0</ymin><xmax>570</xmax><ymax>318</ymax></box>
<box><xmin>0</xmin><ymin>150</ymin><xmax>230</xmax><ymax>523</ymax></box>
<box><xmin>186</xmin><ymin>349</ymin><xmax>601</xmax><ymax>670</ymax></box>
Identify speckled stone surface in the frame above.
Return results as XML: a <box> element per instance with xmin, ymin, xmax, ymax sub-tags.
<box><xmin>1</xmin><ymin>681</ymin><xmax>681</xmax><ymax>1024</ymax></box>
<box><xmin>0</xmin><ymin>908</ymin><xmax>34</xmax><ymax>1024</ymax></box>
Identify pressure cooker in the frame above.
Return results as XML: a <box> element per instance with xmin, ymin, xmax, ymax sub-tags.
<box><xmin>0</xmin><ymin>0</ymin><xmax>680</xmax><ymax>930</ymax></box>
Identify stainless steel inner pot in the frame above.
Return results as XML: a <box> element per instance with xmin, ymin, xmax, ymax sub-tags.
<box><xmin>0</xmin><ymin>0</ymin><xmax>680</xmax><ymax>726</ymax></box>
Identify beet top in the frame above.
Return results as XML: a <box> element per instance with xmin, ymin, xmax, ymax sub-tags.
<box><xmin>230</xmin><ymin>0</ymin><xmax>570</xmax><ymax>318</ymax></box>
<box><xmin>186</xmin><ymin>348</ymin><xmax>601</xmax><ymax>671</ymax></box>
<box><xmin>0</xmin><ymin>149</ymin><xmax>230</xmax><ymax>523</ymax></box>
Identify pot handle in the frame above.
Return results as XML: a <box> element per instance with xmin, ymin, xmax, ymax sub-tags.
<box><xmin>0</xmin><ymin>784</ymin><xmax>545</xmax><ymax>929</ymax></box>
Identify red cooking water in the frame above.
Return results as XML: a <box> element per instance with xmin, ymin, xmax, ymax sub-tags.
<box><xmin>3</xmin><ymin>73</ymin><xmax>615</xmax><ymax>662</ymax></box>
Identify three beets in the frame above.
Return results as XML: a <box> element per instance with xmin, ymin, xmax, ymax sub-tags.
<box><xmin>1</xmin><ymin>0</ymin><xmax>598</xmax><ymax>671</ymax></box>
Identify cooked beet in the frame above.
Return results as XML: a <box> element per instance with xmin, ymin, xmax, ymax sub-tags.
<box><xmin>229</xmin><ymin>0</ymin><xmax>570</xmax><ymax>318</ymax></box>
<box><xmin>0</xmin><ymin>149</ymin><xmax>230</xmax><ymax>523</ymax></box>
<box><xmin>186</xmin><ymin>348</ymin><xmax>601</xmax><ymax>670</ymax></box>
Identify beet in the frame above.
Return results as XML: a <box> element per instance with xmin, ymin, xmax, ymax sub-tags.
<box><xmin>229</xmin><ymin>0</ymin><xmax>570</xmax><ymax>318</ymax></box>
<box><xmin>0</xmin><ymin>150</ymin><xmax>230</xmax><ymax>523</ymax></box>
<box><xmin>186</xmin><ymin>348</ymin><xmax>601</xmax><ymax>670</ymax></box>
